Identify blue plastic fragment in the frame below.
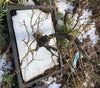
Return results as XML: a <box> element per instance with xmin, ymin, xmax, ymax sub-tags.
<box><xmin>73</xmin><ymin>52</ymin><xmax>79</xmax><ymax>68</ymax></box>
<box><xmin>71</xmin><ymin>68</ymin><xmax>75</xmax><ymax>72</ymax></box>
<box><xmin>71</xmin><ymin>52</ymin><xmax>79</xmax><ymax>72</ymax></box>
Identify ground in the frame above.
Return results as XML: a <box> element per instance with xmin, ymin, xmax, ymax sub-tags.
<box><xmin>0</xmin><ymin>0</ymin><xmax>100</xmax><ymax>88</ymax></box>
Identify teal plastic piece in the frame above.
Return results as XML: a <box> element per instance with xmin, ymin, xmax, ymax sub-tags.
<box><xmin>71</xmin><ymin>52</ymin><xmax>79</xmax><ymax>72</ymax></box>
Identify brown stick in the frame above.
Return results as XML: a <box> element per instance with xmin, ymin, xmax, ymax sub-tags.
<box><xmin>23</xmin><ymin>20</ymin><xmax>30</xmax><ymax>44</ymax></box>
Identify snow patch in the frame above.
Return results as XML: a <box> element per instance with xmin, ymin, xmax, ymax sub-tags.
<box><xmin>73</xmin><ymin>9</ymin><xmax>99</xmax><ymax>46</ymax></box>
<box><xmin>57</xmin><ymin>0</ymin><xmax>74</xmax><ymax>16</ymax></box>
<box><xmin>57</xmin><ymin>0</ymin><xmax>99</xmax><ymax>47</ymax></box>
<box><xmin>0</xmin><ymin>54</ymin><xmax>12</xmax><ymax>82</ymax></box>
<box><xmin>57</xmin><ymin>19</ymin><xmax>64</xmax><ymax>26</ymax></box>
<box><xmin>42</xmin><ymin>76</ymin><xmax>61</xmax><ymax>88</ymax></box>
<box><xmin>48</xmin><ymin>82</ymin><xmax>61</xmax><ymax>88</ymax></box>
<box><xmin>42</xmin><ymin>76</ymin><xmax>56</xmax><ymax>85</ymax></box>
<box><xmin>25</xmin><ymin>0</ymin><xmax>35</xmax><ymax>5</ymax></box>
<box><xmin>90</xmin><ymin>83</ymin><xmax>95</xmax><ymax>87</ymax></box>
<box><xmin>20</xmin><ymin>0</ymin><xmax>35</xmax><ymax>5</ymax></box>
<box><xmin>83</xmin><ymin>82</ymin><xmax>88</xmax><ymax>87</ymax></box>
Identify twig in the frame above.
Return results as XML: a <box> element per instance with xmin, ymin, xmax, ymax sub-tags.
<box><xmin>23</xmin><ymin>40</ymin><xmax>34</xmax><ymax>56</ymax></box>
<box><xmin>23</xmin><ymin>20</ymin><xmax>30</xmax><ymax>44</ymax></box>
<box><xmin>4</xmin><ymin>42</ymin><xmax>11</xmax><ymax>54</ymax></box>
<box><xmin>6</xmin><ymin>66</ymin><xmax>20</xmax><ymax>88</ymax></box>
<box><xmin>20</xmin><ymin>51</ymin><xmax>30</xmax><ymax>65</ymax></box>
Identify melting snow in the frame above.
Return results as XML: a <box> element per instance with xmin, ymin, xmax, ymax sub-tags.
<box><xmin>42</xmin><ymin>76</ymin><xmax>61</xmax><ymax>88</ymax></box>
<box><xmin>0</xmin><ymin>54</ymin><xmax>12</xmax><ymax>83</ymax></box>
<box><xmin>25</xmin><ymin>0</ymin><xmax>35</xmax><ymax>5</ymax></box>
<box><xmin>20</xmin><ymin>0</ymin><xmax>35</xmax><ymax>5</ymax></box>
<box><xmin>48</xmin><ymin>82</ymin><xmax>61</xmax><ymax>88</ymax></box>
<box><xmin>83</xmin><ymin>82</ymin><xmax>88</xmax><ymax>87</ymax></box>
<box><xmin>90</xmin><ymin>83</ymin><xmax>95</xmax><ymax>87</ymax></box>
<box><xmin>57</xmin><ymin>0</ymin><xmax>99</xmax><ymax>46</ymax></box>
<box><xmin>57</xmin><ymin>0</ymin><xmax>74</xmax><ymax>16</ymax></box>
<box><xmin>73</xmin><ymin>9</ymin><xmax>99</xmax><ymax>46</ymax></box>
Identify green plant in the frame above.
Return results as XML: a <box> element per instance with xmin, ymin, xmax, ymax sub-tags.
<box><xmin>2</xmin><ymin>73</ymin><xmax>18</xmax><ymax>88</ymax></box>
<box><xmin>58</xmin><ymin>37</ymin><xmax>69</xmax><ymax>48</ymax></box>
<box><xmin>0</xmin><ymin>1</ymin><xmax>7</xmax><ymax>27</ymax></box>
<box><xmin>59</xmin><ymin>17</ymin><xmax>79</xmax><ymax>35</ymax></box>
<box><xmin>33</xmin><ymin>0</ymin><xmax>43</xmax><ymax>5</ymax></box>
<box><xmin>34</xmin><ymin>0</ymin><xmax>52</xmax><ymax>5</ymax></box>
<box><xmin>57</xmin><ymin>12</ymin><xmax>63</xmax><ymax>18</ymax></box>
<box><xmin>0</xmin><ymin>1</ymin><xmax>18</xmax><ymax>87</ymax></box>
<box><xmin>0</xmin><ymin>0</ymin><xmax>15</xmax><ymax>25</ymax></box>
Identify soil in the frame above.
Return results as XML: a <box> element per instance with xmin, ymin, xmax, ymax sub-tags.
<box><xmin>0</xmin><ymin>0</ymin><xmax>100</xmax><ymax>88</ymax></box>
